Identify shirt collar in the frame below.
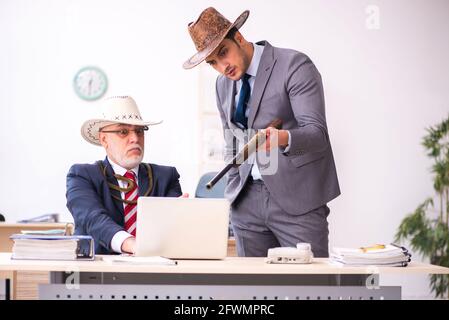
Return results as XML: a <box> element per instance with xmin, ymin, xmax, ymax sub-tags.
<box><xmin>107</xmin><ymin>157</ymin><xmax>139</xmax><ymax>178</ymax></box>
<box><xmin>245</xmin><ymin>42</ymin><xmax>265</xmax><ymax>78</ymax></box>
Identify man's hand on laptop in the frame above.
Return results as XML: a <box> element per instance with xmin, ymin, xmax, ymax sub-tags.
<box><xmin>121</xmin><ymin>236</ymin><xmax>136</xmax><ymax>254</ymax></box>
<box><xmin>179</xmin><ymin>193</ymin><xmax>189</xmax><ymax>198</ymax></box>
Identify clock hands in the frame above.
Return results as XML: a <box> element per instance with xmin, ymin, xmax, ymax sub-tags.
<box><xmin>88</xmin><ymin>77</ymin><xmax>93</xmax><ymax>96</ymax></box>
<box><xmin>74</xmin><ymin>66</ymin><xmax>107</xmax><ymax>100</ymax></box>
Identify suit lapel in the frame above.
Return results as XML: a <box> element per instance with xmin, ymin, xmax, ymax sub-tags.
<box><xmin>138</xmin><ymin>163</ymin><xmax>150</xmax><ymax>197</ymax></box>
<box><xmin>103</xmin><ymin>158</ymin><xmax>124</xmax><ymax>217</ymax></box>
<box><xmin>226</xmin><ymin>80</ymin><xmax>238</xmax><ymax>130</ymax></box>
<box><xmin>247</xmin><ymin>41</ymin><xmax>277</xmax><ymax>128</ymax></box>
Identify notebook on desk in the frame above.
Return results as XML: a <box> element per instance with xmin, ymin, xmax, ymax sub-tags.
<box><xmin>135</xmin><ymin>197</ymin><xmax>230</xmax><ymax>259</ymax></box>
<box><xmin>9</xmin><ymin>234</ymin><xmax>94</xmax><ymax>260</ymax></box>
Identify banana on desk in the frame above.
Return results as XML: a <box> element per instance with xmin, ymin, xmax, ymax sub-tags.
<box><xmin>359</xmin><ymin>244</ymin><xmax>386</xmax><ymax>253</ymax></box>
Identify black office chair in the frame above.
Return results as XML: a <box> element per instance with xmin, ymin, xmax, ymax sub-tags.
<box><xmin>0</xmin><ymin>213</ymin><xmax>5</xmax><ymax>222</ymax></box>
<box><xmin>195</xmin><ymin>172</ymin><xmax>233</xmax><ymax>237</ymax></box>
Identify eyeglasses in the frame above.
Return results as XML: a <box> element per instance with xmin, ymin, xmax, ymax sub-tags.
<box><xmin>100</xmin><ymin>126</ymin><xmax>149</xmax><ymax>138</ymax></box>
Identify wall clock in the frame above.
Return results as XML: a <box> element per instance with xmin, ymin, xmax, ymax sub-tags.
<box><xmin>73</xmin><ymin>66</ymin><xmax>108</xmax><ymax>101</ymax></box>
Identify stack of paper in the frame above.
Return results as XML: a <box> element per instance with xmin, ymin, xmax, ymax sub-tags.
<box><xmin>102</xmin><ymin>255</ymin><xmax>177</xmax><ymax>265</ymax></box>
<box><xmin>330</xmin><ymin>244</ymin><xmax>411</xmax><ymax>267</ymax></box>
<box><xmin>10</xmin><ymin>234</ymin><xmax>94</xmax><ymax>260</ymax></box>
<box><xmin>21</xmin><ymin>229</ymin><xmax>66</xmax><ymax>236</ymax></box>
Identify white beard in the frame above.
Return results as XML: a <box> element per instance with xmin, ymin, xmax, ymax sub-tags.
<box><xmin>119</xmin><ymin>153</ymin><xmax>143</xmax><ymax>169</ymax></box>
<box><xmin>108</xmin><ymin>145</ymin><xmax>144</xmax><ymax>170</ymax></box>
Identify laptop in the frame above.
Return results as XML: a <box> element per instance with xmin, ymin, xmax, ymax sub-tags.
<box><xmin>135</xmin><ymin>197</ymin><xmax>230</xmax><ymax>259</ymax></box>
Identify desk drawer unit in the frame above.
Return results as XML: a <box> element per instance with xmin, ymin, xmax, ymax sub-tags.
<box><xmin>39</xmin><ymin>272</ymin><xmax>400</xmax><ymax>300</ymax></box>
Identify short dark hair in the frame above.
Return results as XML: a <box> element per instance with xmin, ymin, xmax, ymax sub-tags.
<box><xmin>224</xmin><ymin>27</ymin><xmax>239</xmax><ymax>42</ymax></box>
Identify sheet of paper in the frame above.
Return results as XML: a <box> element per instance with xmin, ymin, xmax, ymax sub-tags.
<box><xmin>102</xmin><ymin>255</ymin><xmax>177</xmax><ymax>265</ymax></box>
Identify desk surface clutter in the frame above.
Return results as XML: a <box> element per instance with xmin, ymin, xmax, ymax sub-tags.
<box><xmin>0</xmin><ymin>253</ymin><xmax>448</xmax><ymax>275</ymax></box>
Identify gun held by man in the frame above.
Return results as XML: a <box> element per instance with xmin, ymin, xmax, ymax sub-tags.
<box><xmin>206</xmin><ymin>119</ymin><xmax>282</xmax><ymax>189</ymax></box>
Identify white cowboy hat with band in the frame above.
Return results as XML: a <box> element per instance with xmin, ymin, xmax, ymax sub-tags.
<box><xmin>81</xmin><ymin>95</ymin><xmax>162</xmax><ymax>146</ymax></box>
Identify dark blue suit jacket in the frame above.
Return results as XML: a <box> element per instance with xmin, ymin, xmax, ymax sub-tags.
<box><xmin>66</xmin><ymin>158</ymin><xmax>182</xmax><ymax>254</ymax></box>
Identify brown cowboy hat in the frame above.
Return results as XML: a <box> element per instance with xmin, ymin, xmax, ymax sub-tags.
<box><xmin>183</xmin><ymin>7</ymin><xmax>250</xmax><ymax>69</ymax></box>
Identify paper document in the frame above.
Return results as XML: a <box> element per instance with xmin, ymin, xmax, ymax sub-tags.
<box><xmin>102</xmin><ymin>255</ymin><xmax>177</xmax><ymax>265</ymax></box>
<box><xmin>330</xmin><ymin>244</ymin><xmax>411</xmax><ymax>267</ymax></box>
<box><xmin>21</xmin><ymin>229</ymin><xmax>66</xmax><ymax>236</ymax></box>
<box><xmin>9</xmin><ymin>234</ymin><xmax>94</xmax><ymax>260</ymax></box>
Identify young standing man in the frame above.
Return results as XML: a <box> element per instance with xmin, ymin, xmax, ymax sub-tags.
<box><xmin>183</xmin><ymin>8</ymin><xmax>340</xmax><ymax>257</ymax></box>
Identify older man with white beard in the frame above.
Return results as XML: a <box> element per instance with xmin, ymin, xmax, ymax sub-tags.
<box><xmin>66</xmin><ymin>96</ymin><xmax>187</xmax><ymax>254</ymax></box>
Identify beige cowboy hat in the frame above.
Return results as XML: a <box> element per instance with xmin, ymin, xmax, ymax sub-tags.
<box><xmin>183</xmin><ymin>7</ymin><xmax>250</xmax><ymax>69</ymax></box>
<box><xmin>81</xmin><ymin>95</ymin><xmax>162</xmax><ymax>146</ymax></box>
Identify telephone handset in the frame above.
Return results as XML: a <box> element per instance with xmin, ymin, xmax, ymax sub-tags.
<box><xmin>265</xmin><ymin>243</ymin><xmax>314</xmax><ymax>264</ymax></box>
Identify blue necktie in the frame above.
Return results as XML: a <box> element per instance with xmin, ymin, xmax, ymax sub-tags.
<box><xmin>234</xmin><ymin>73</ymin><xmax>251</xmax><ymax>129</ymax></box>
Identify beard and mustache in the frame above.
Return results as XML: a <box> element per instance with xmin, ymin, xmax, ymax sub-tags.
<box><xmin>108</xmin><ymin>144</ymin><xmax>144</xmax><ymax>169</ymax></box>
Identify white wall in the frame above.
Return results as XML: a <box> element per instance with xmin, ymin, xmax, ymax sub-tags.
<box><xmin>1</xmin><ymin>0</ymin><xmax>448</xmax><ymax>298</ymax></box>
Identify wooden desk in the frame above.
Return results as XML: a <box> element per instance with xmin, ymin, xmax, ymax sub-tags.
<box><xmin>0</xmin><ymin>223</ymin><xmax>67</xmax><ymax>252</ymax></box>
<box><xmin>0</xmin><ymin>232</ymin><xmax>235</xmax><ymax>300</ymax></box>
<box><xmin>1</xmin><ymin>252</ymin><xmax>448</xmax><ymax>300</ymax></box>
<box><xmin>227</xmin><ymin>237</ymin><xmax>236</xmax><ymax>257</ymax></box>
<box><xmin>0</xmin><ymin>222</ymin><xmax>67</xmax><ymax>299</ymax></box>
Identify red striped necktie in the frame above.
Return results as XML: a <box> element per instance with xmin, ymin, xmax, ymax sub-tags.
<box><xmin>124</xmin><ymin>171</ymin><xmax>138</xmax><ymax>236</ymax></box>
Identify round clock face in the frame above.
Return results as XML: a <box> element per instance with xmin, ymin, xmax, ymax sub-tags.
<box><xmin>73</xmin><ymin>66</ymin><xmax>108</xmax><ymax>101</ymax></box>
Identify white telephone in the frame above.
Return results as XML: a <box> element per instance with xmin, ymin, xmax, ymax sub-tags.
<box><xmin>265</xmin><ymin>243</ymin><xmax>314</xmax><ymax>264</ymax></box>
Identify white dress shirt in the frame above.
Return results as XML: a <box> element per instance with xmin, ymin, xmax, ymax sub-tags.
<box><xmin>108</xmin><ymin>157</ymin><xmax>139</xmax><ymax>253</ymax></box>
<box><xmin>234</xmin><ymin>43</ymin><xmax>291</xmax><ymax>180</ymax></box>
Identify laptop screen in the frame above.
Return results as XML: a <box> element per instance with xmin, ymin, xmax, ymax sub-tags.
<box><xmin>135</xmin><ymin>197</ymin><xmax>230</xmax><ymax>259</ymax></box>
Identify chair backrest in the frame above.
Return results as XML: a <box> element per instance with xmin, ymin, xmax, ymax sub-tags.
<box><xmin>195</xmin><ymin>172</ymin><xmax>227</xmax><ymax>198</ymax></box>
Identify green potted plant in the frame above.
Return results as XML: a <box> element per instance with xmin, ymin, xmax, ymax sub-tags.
<box><xmin>395</xmin><ymin>116</ymin><xmax>449</xmax><ymax>299</ymax></box>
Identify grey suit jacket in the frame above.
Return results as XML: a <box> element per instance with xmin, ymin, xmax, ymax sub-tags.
<box><xmin>215</xmin><ymin>41</ymin><xmax>340</xmax><ymax>215</ymax></box>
